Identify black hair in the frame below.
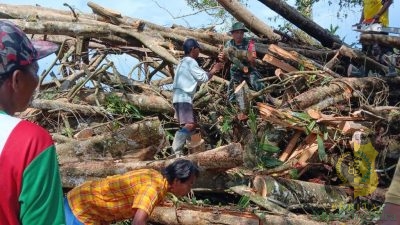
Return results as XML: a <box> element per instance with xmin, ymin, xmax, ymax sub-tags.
<box><xmin>183</xmin><ymin>38</ymin><xmax>200</xmax><ymax>55</ymax></box>
<box><xmin>0</xmin><ymin>63</ymin><xmax>36</xmax><ymax>87</ymax></box>
<box><xmin>161</xmin><ymin>159</ymin><xmax>200</xmax><ymax>183</ymax></box>
<box><xmin>0</xmin><ymin>70</ymin><xmax>13</xmax><ymax>87</ymax></box>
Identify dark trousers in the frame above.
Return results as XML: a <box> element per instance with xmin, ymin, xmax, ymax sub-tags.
<box><xmin>227</xmin><ymin>69</ymin><xmax>265</xmax><ymax>102</ymax></box>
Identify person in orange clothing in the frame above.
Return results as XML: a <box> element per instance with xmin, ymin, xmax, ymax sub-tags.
<box><xmin>64</xmin><ymin>159</ymin><xmax>199</xmax><ymax>225</ymax></box>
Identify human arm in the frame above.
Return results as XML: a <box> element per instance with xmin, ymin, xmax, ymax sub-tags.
<box><xmin>131</xmin><ymin>185</ymin><xmax>161</xmax><ymax>225</ymax></box>
<box><xmin>247</xmin><ymin>39</ymin><xmax>257</xmax><ymax>67</ymax></box>
<box><xmin>359</xmin><ymin>9</ymin><xmax>365</xmax><ymax>23</ymax></box>
<box><xmin>18</xmin><ymin>124</ymin><xmax>66</xmax><ymax>225</ymax></box>
<box><xmin>131</xmin><ymin>209</ymin><xmax>149</xmax><ymax>225</ymax></box>
<box><xmin>373</xmin><ymin>0</ymin><xmax>393</xmax><ymax>21</ymax></box>
<box><xmin>207</xmin><ymin>62</ymin><xmax>223</xmax><ymax>79</ymax></box>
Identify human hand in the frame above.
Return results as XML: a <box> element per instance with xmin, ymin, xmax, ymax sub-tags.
<box><xmin>218</xmin><ymin>51</ymin><xmax>225</xmax><ymax>62</ymax></box>
<box><xmin>212</xmin><ymin>62</ymin><xmax>223</xmax><ymax>73</ymax></box>
<box><xmin>247</xmin><ymin>52</ymin><xmax>256</xmax><ymax>62</ymax></box>
<box><xmin>372</xmin><ymin>14</ymin><xmax>380</xmax><ymax>21</ymax></box>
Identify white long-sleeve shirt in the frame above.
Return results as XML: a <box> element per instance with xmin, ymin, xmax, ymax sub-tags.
<box><xmin>172</xmin><ymin>56</ymin><xmax>210</xmax><ymax>104</ymax></box>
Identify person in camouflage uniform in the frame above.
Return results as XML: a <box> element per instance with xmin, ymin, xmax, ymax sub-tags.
<box><xmin>218</xmin><ymin>22</ymin><xmax>265</xmax><ymax>103</ymax></box>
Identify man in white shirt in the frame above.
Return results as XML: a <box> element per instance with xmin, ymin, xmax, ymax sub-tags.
<box><xmin>171</xmin><ymin>38</ymin><xmax>223</xmax><ymax>157</ymax></box>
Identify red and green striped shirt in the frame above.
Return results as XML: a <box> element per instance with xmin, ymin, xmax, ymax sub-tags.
<box><xmin>0</xmin><ymin>111</ymin><xmax>66</xmax><ymax>225</ymax></box>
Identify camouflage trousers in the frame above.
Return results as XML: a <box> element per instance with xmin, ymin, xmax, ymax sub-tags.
<box><xmin>227</xmin><ymin>69</ymin><xmax>265</xmax><ymax>103</ymax></box>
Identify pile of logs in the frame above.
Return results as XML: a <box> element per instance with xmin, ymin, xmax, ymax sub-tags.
<box><xmin>2</xmin><ymin>0</ymin><xmax>400</xmax><ymax>224</ymax></box>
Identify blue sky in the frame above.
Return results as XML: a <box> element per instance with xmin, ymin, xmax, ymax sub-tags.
<box><xmin>1</xmin><ymin>0</ymin><xmax>398</xmax><ymax>78</ymax></box>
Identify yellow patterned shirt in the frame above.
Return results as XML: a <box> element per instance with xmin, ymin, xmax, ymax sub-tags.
<box><xmin>363</xmin><ymin>0</ymin><xmax>390</xmax><ymax>26</ymax></box>
<box><xmin>67</xmin><ymin>169</ymin><xmax>168</xmax><ymax>225</ymax></box>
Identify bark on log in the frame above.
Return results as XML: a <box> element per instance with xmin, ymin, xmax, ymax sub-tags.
<box><xmin>252</xmin><ymin>176</ymin><xmax>349</xmax><ymax>210</ymax></box>
<box><xmin>268</xmin><ymin>44</ymin><xmax>342</xmax><ymax>78</ymax></box>
<box><xmin>31</xmin><ymin>98</ymin><xmax>107</xmax><ymax>116</ymax></box>
<box><xmin>257</xmin><ymin>212</ymin><xmax>326</xmax><ymax>225</ymax></box>
<box><xmin>338</xmin><ymin>45</ymin><xmax>388</xmax><ymax>73</ymax></box>
<box><xmin>256</xmin><ymin>0</ymin><xmax>342</xmax><ymax>48</ymax></box>
<box><xmin>216</xmin><ymin>0</ymin><xmax>281</xmax><ymax>42</ymax></box>
<box><xmin>77</xmin><ymin>91</ymin><xmax>174</xmax><ymax>114</ymax></box>
<box><xmin>150</xmin><ymin>205</ymin><xmax>260</xmax><ymax>225</ymax></box>
<box><xmin>60</xmin><ymin>143</ymin><xmax>243</xmax><ymax>188</ymax></box>
<box><xmin>286</xmin><ymin>77</ymin><xmax>387</xmax><ymax>110</ymax></box>
<box><xmin>230</xmin><ymin>185</ymin><xmax>292</xmax><ymax>215</ymax></box>
<box><xmin>56</xmin><ymin>117</ymin><xmax>165</xmax><ymax>164</ymax></box>
<box><xmin>360</xmin><ymin>33</ymin><xmax>400</xmax><ymax>49</ymax></box>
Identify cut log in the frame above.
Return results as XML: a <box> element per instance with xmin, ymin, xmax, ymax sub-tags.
<box><xmin>262</xmin><ymin>53</ymin><xmax>298</xmax><ymax>72</ymax></box>
<box><xmin>31</xmin><ymin>98</ymin><xmax>106</xmax><ymax>116</ymax></box>
<box><xmin>338</xmin><ymin>121</ymin><xmax>369</xmax><ymax>135</ymax></box>
<box><xmin>234</xmin><ymin>81</ymin><xmax>251</xmax><ymax>112</ymax></box>
<box><xmin>257</xmin><ymin>213</ymin><xmax>326</xmax><ymax>225</ymax></box>
<box><xmin>268</xmin><ymin>44</ymin><xmax>341</xmax><ymax>78</ymax></box>
<box><xmin>187</xmin><ymin>132</ymin><xmax>206</xmax><ymax>154</ymax></box>
<box><xmin>252</xmin><ymin>176</ymin><xmax>349</xmax><ymax>209</ymax></box>
<box><xmin>59</xmin><ymin>143</ymin><xmax>243</xmax><ymax>188</ymax></box>
<box><xmin>360</xmin><ymin>33</ymin><xmax>400</xmax><ymax>49</ymax></box>
<box><xmin>216</xmin><ymin>0</ymin><xmax>281</xmax><ymax>42</ymax></box>
<box><xmin>230</xmin><ymin>185</ymin><xmax>292</xmax><ymax>215</ymax></box>
<box><xmin>87</xmin><ymin>1</ymin><xmax>122</xmax><ymax>22</ymax></box>
<box><xmin>56</xmin><ymin>117</ymin><xmax>166</xmax><ymax>164</ymax></box>
<box><xmin>279</xmin><ymin>131</ymin><xmax>302</xmax><ymax>162</ymax></box>
<box><xmin>257</xmin><ymin>102</ymin><xmax>308</xmax><ymax>132</ymax></box>
<box><xmin>77</xmin><ymin>91</ymin><xmax>174</xmax><ymax>114</ymax></box>
<box><xmin>150</xmin><ymin>205</ymin><xmax>260</xmax><ymax>225</ymax></box>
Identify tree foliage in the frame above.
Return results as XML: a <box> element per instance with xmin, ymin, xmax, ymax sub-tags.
<box><xmin>184</xmin><ymin>0</ymin><xmax>363</xmax><ymax>21</ymax></box>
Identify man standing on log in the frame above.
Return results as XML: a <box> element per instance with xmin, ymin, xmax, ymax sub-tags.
<box><xmin>64</xmin><ymin>159</ymin><xmax>199</xmax><ymax>225</ymax></box>
<box><xmin>171</xmin><ymin>38</ymin><xmax>222</xmax><ymax>157</ymax></box>
<box><xmin>218</xmin><ymin>22</ymin><xmax>266</xmax><ymax>105</ymax></box>
<box><xmin>0</xmin><ymin>21</ymin><xmax>65</xmax><ymax>225</ymax></box>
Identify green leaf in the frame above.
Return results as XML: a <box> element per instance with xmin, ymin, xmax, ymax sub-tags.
<box><xmin>306</xmin><ymin>120</ymin><xmax>316</xmax><ymax>133</ymax></box>
<box><xmin>317</xmin><ymin>135</ymin><xmax>327</xmax><ymax>161</ymax></box>
<box><xmin>291</xmin><ymin>111</ymin><xmax>312</xmax><ymax>122</ymax></box>
<box><xmin>238</xmin><ymin>195</ymin><xmax>250</xmax><ymax>209</ymax></box>
<box><xmin>289</xmin><ymin>169</ymin><xmax>299</xmax><ymax>179</ymax></box>
<box><xmin>262</xmin><ymin>156</ymin><xmax>283</xmax><ymax>168</ymax></box>
<box><xmin>259</xmin><ymin>143</ymin><xmax>281</xmax><ymax>153</ymax></box>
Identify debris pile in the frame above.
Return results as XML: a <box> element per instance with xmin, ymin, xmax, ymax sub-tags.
<box><xmin>1</xmin><ymin>1</ymin><xmax>400</xmax><ymax>224</ymax></box>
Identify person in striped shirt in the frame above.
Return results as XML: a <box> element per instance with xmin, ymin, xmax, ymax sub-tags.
<box><xmin>0</xmin><ymin>20</ymin><xmax>65</xmax><ymax>224</ymax></box>
<box><xmin>64</xmin><ymin>159</ymin><xmax>200</xmax><ymax>225</ymax></box>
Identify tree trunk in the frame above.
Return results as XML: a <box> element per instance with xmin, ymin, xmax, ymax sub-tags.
<box><xmin>60</xmin><ymin>143</ymin><xmax>243</xmax><ymax>188</ymax></box>
<box><xmin>230</xmin><ymin>185</ymin><xmax>292</xmax><ymax>215</ymax></box>
<box><xmin>150</xmin><ymin>205</ymin><xmax>260</xmax><ymax>225</ymax></box>
<box><xmin>216</xmin><ymin>0</ymin><xmax>281</xmax><ymax>42</ymax></box>
<box><xmin>286</xmin><ymin>77</ymin><xmax>387</xmax><ymax>110</ymax></box>
<box><xmin>360</xmin><ymin>33</ymin><xmax>400</xmax><ymax>49</ymax></box>
<box><xmin>77</xmin><ymin>91</ymin><xmax>174</xmax><ymax>114</ymax></box>
<box><xmin>31</xmin><ymin>99</ymin><xmax>106</xmax><ymax>116</ymax></box>
<box><xmin>265</xmin><ymin>176</ymin><xmax>349</xmax><ymax>209</ymax></box>
<box><xmin>257</xmin><ymin>0</ymin><xmax>342</xmax><ymax>48</ymax></box>
<box><xmin>56</xmin><ymin>117</ymin><xmax>165</xmax><ymax>164</ymax></box>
